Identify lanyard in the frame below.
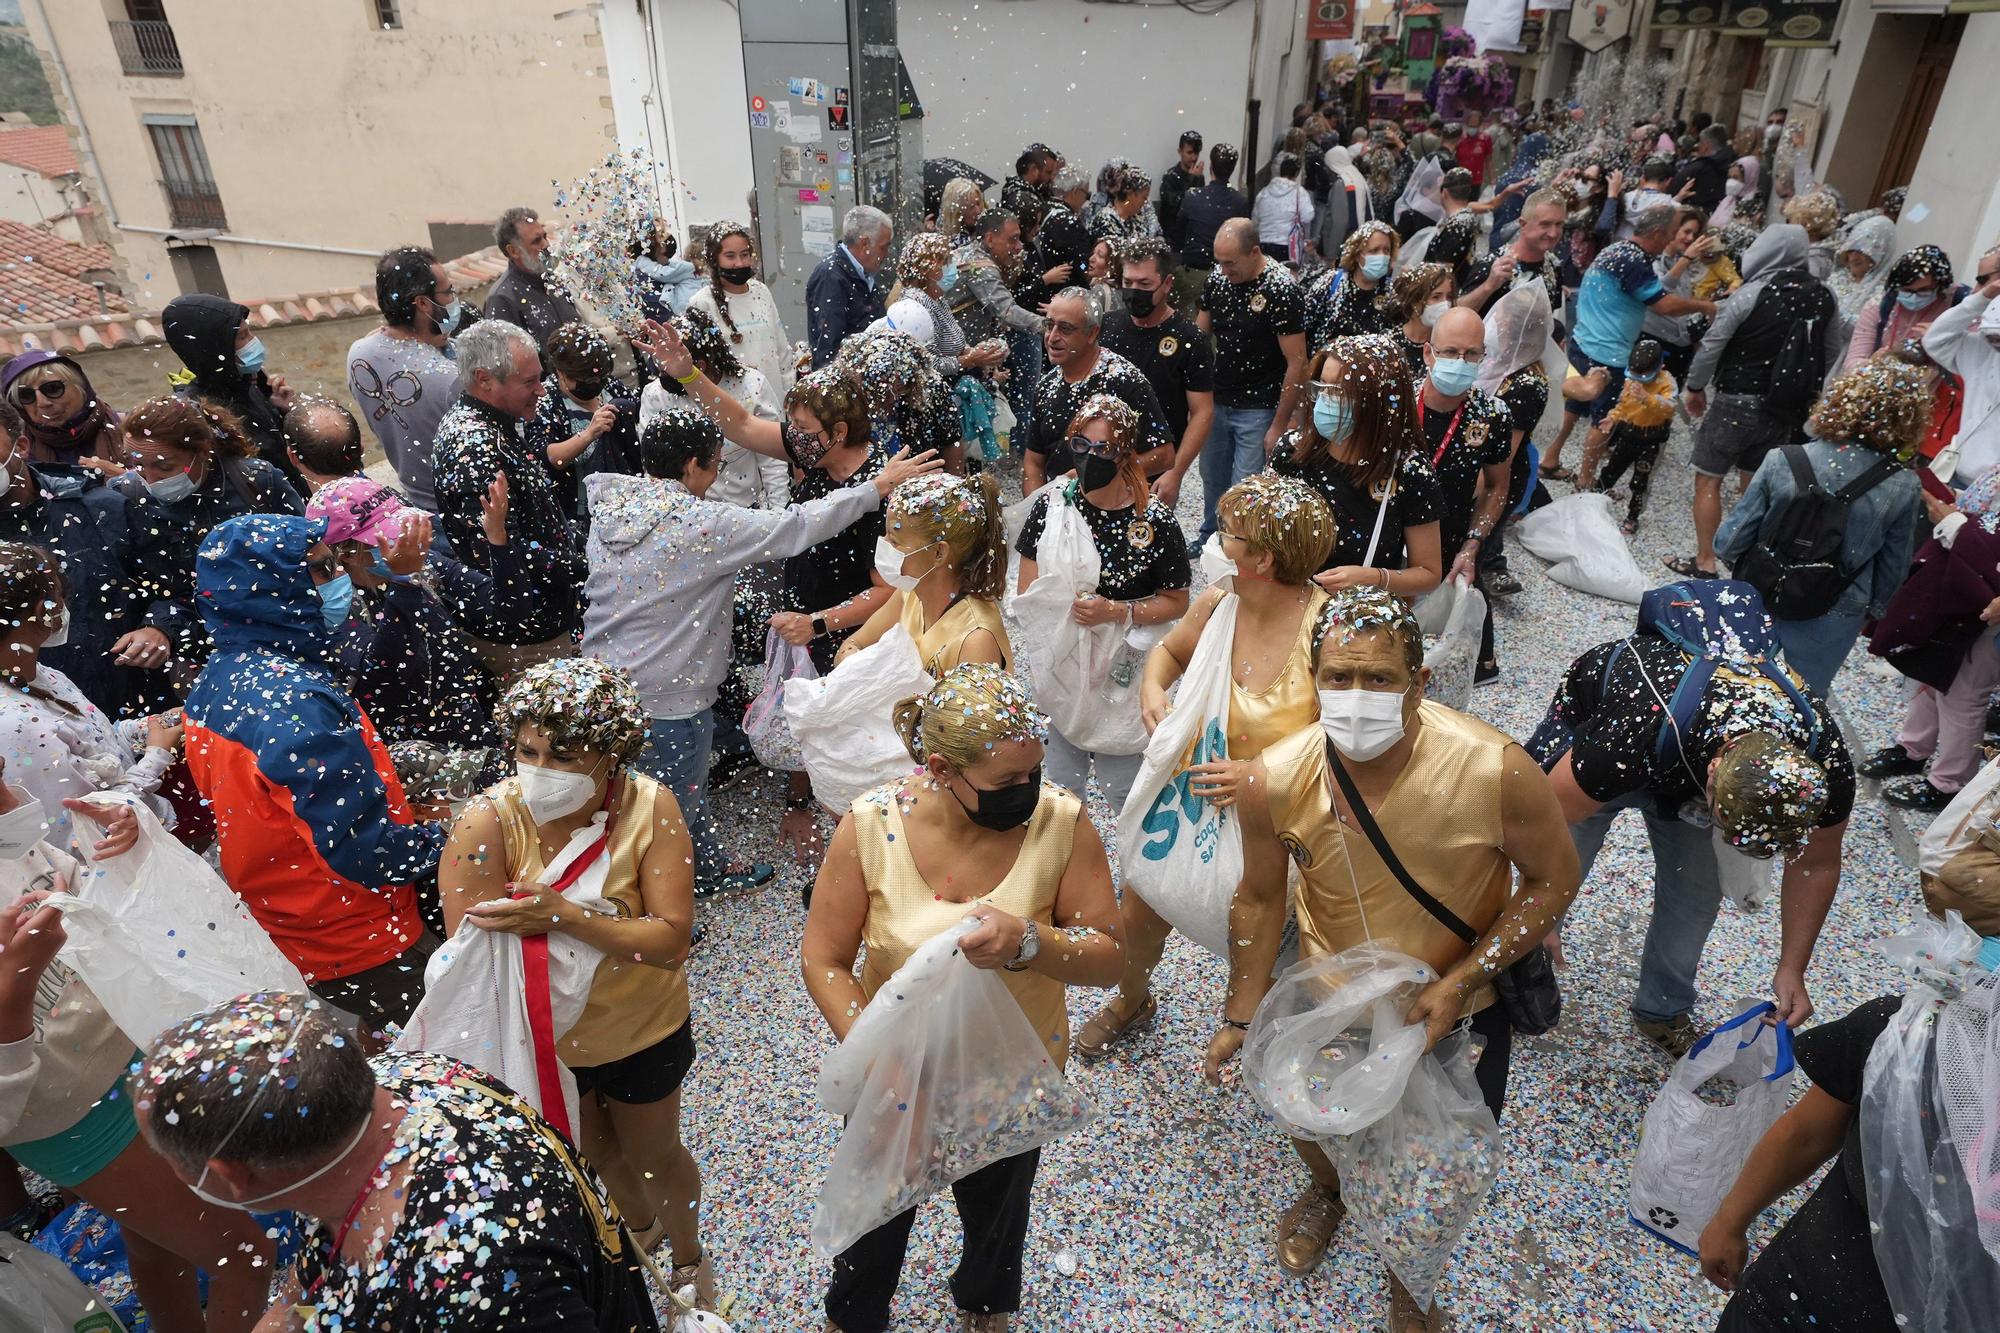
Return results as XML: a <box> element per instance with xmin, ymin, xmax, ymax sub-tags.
<box><xmin>1428</xmin><ymin>400</ymin><xmax>1470</xmax><ymax>469</ymax></box>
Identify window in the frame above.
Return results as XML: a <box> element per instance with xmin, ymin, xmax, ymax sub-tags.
<box><xmin>109</xmin><ymin>2</ymin><xmax>182</xmax><ymax>77</ymax></box>
<box><xmin>373</xmin><ymin>0</ymin><xmax>402</xmax><ymax>29</ymax></box>
<box><xmin>144</xmin><ymin>115</ymin><xmax>227</xmax><ymax>230</ymax></box>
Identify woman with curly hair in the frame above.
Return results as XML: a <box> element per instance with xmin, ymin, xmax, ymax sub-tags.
<box><xmin>1304</xmin><ymin>220</ymin><xmax>1400</xmax><ymax>349</ymax></box>
<box><xmin>686</xmin><ymin>220</ymin><xmax>796</xmax><ymax>399</ymax></box>
<box><xmin>440</xmin><ymin>656</ymin><xmax>716</xmax><ymax>1305</ymax></box>
<box><xmin>836</xmin><ymin>326</ymin><xmax>965</xmax><ymax>473</ymax></box>
<box><xmin>1716</xmin><ymin>357</ymin><xmax>1931</xmax><ymax>697</ymax></box>
<box><xmin>1844</xmin><ymin>244</ymin><xmax>1965</xmax><ymax>372</ymax></box>
<box><xmin>1383</xmin><ymin>261</ymin><xmax>1455</xmax><ymax>379</ymax></box>
<box><xmin>1089</xmin><ymin>163</ymin><xmax>1155</xmax><ymax>244</ymax></box>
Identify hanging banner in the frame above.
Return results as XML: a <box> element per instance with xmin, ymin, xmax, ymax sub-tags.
<box><xmin>1567</xmin><ymin>0</ymin><xmax>1636</xmax><ymax>50</ymax></box>
<box><xmin>1720</xmin><ymin>0</ymin><xmax>1844</xmax><ymax>44</ymax></box>
<box><xmin>1649</xmin><ymin>1</ymin><xmax>1726</xmax><ymax>29</ymax></box>
<box><xmin>1306</xmin><ymin>0</ymin><xmax>1357</xmax><ymax>39</ymax></box>
<box><xmin>1465</xmin><ymin>0</ymin><xmax>1529</xmax><ymax>50</ymax></box>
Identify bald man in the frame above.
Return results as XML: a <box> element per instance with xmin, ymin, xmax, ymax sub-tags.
<box><xmin>1193</xmin><ymin>217</ymin><xmax>1307</xmax><ymax>542</ymax></box>
<box><xmin>1422</xmin><ymin>305</ymin><xmax>1518</xmax><ymax>681</ymax></box>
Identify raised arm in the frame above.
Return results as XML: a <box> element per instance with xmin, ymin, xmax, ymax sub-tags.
<box><xmin>632</xmin><ymin>320</ymin><xmax>789</xmax><ymax>459</ymax></box>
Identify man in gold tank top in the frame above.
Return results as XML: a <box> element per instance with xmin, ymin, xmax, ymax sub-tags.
<box><xmin>1205</xmin><ymin>588</ymin><xmax>1579</xmax><ymax>1332</ymax></box>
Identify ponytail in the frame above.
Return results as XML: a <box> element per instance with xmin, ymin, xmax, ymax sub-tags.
<box><xmin>960</xmin><ymin>472</ymin><xmax>1008</xmax><ymax>601</ymax></box>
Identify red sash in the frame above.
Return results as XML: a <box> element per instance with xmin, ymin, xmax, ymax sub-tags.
<box><xmin>516</xmin><ymin>821</ymin><xmax>611</xmax><ymax>1140</ymax></box>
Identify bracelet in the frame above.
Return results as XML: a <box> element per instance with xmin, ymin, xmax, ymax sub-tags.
<box><xmin>1222</xmin><ymin>1018</ymin><xmax>1251</xmax><ymax>1031</ymax></box>
<box><xmin>785</xmin><ymin>794</ymin><xmax>814</xmax><ymax>813</ymax></box>
<box><xmin>1377</xmin><ymin>567</ymin><xmax>1389</xmax><ymax>589</ymax></box>
<box><xmin>673</xmin><ymin>367</ymin><xmax>701</xmax><ymax>386</ymax></box>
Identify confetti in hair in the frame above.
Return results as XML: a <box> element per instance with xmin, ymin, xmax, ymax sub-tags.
<box><xmin>892</xmin><ymin>663</ymin><xmax>1048</xmax><ymax>769</ymax></box>
<box><xmin>1065</xmin><ymin>393</ymin><xmax>1141</xmax><ymax>457</ymax></box>
<box><xmin>1311</xmin><ymin>585</ymin><xmax>1424</xmax><ymax>673</ymax></box>
<box><xmin>896</xmin><ymin>232</ymin><xmax>954</xmax><ymax>287</ymax></box>
<box><xmin>1810</xmin><ymin>357</ymin><xmax>1933</xmax><ymax>461</ymax></box>
<box><xmin>1216</xmin><ymin>473</ymin><xmax>1337</xmax><ymax>584</ymax></box>
<box><xmin>1711</xmin><ymin>732</ymin><xmax>1829</xmax><ymax>860</ymax></box>
<box><xmin>495</xmin><ymin>656</ymin><xmax>650</xmax><ymax>759</ymax></box>
<box><xmin>834</xmin><ymin>327</ymin><xmax>934</xmax><ymax>420</ymax></box>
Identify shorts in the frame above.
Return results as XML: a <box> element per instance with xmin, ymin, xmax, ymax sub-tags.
<box><xmin>1564</xmin><ymin>344</ymin><xmax>1626</xmax><ymax>424</ymax></box>
<box><xmin>571</xmin><ymin>1022</ymin><xmax>696</xmax><ymax>1105</ymax></box>
<box><xmin>1691</xmin><ymin>391</ymin><xmax>1792</xmax><ymax>477</ymax></box>
<box><xmin>308</xmin><ymin>932</ymin><xmax>439</xmax><ymax>1034</ymax></box>
<box><xmin>8</xmin><ymin>1071</ymin><xmax>140</xmax><ymax>1188</ymax></box>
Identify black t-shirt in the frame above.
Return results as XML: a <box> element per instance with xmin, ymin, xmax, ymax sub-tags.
<box><xmin>1460</xmin><ymin>249</ymin><xmax>1564</xmax><ymax>319</ymax></box>
<box><xmin>783</xmin><ymin>441</ymin><xmax>887</xmax><ymax>671</ymax></box>
<box><xmin>1270</xmin><ymin>429</ymin><xmax>1441</xmax><ymax>571</ymax></box>
<box><xmin>1395</xmin><ymin>329</ymin><xmax>1429</xmax><ymax>381</ymax></box>
<box><xmin>1027</xmin><ymin>349</ymin><xmax>1172</xmax><ymax>478</ymax></box>
<box><xmin>1497</xmin><ymin>365</ymin><xmax>1549</xmax><ymax>440</ymax></box>
<box><xmin>288</xmin><ymin>1052</ymin><xmax>659</xmax><ymax>1333</ymax></box>
<box><xmin>1200</xmin><ymin>263</ymin><xmax>1306</xmax><ymax>409</ymax></box>
<box><xmin>1718</xmin><ymin>996</ymin><xmax>1900</xmax><ymax>1333</ymax></box>
<box><xmin>1015</xmin><ymin>487</ymin><xmax>1192</xmax><ymax>601</ymax></box>
<box><xmin>1100</xmin><ymin>309</ymin><xmax>1214</xmax><ymax>445</ymax></box>
<box><xmin>1547</xmin><ymin>636</ymin><xmax>1857</xmax><ymax>823</ymax></box>
<box><xmin>1418</xmin><ymin>386</ymin><xmax>1515</xmax><ymax>550</ymax></box>
<box><xmin>1305</xmin><ymin>271</ymin><xmax>1390</xmax><ymax>351</ymax></box>
<box><xmin>1426</xmin><ymin>210</ymin><xmax>1483</xmax><ymax>288</ymax></box>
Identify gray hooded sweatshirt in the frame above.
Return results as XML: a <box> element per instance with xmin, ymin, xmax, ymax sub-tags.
<box><xmin>1687</xmin><ymin>225</ymin><xmax>1843</xmax><ymax>394</ymax></box>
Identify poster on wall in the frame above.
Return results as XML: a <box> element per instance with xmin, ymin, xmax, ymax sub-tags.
<box><xmin>1567</xmin><ymin>0</ymin><xmax>1635</xmax><ymax>51</ymax></box>
<box><xmin>1305</xmin><ymin>0</ymin><xmax>1357</xmax><ymax>39</ymax></box>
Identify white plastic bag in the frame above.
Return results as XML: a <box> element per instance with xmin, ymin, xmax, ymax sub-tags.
<box><xmin>1242</xmin><ymin>944</ymin><xmax>1436</xmax><ymax>1139</ymax></box>
<box><xmin>1515</xmin><ymin>492</ymin><xmax>1649</xmax><ymax>603</ymax></box>
<box><xmin>1918</xmin><ymin>755</ymin><xmax>2000</xmax><ymax>877</ymax></box>
<box><xmin>395</xmin><ymin>815</ymin><xmax>616</xmax><ymax>1136</ymax></box>
<box><xmin>0</xmin><ymin>1230</ymin><xmax>130</xmax><ymax>1333</ymax></box>
<box><xmin>46</xmin><ymin>796</ymin><xmax>306</xmax><ymax>1049</ymax></box>
<box><xmin>1395</xmin><ymin>157</ymin><xmax>1446</xmax><ymax>231</ymax></box>
<box><xmin>783</xmin><ymin>624</ymin><xmax>933</xmax><ymax>811</ymax></box>
<box><xmin>810</xmin><ymin>918</ymin><xmax>1095</xmax><ymax>1258</ymax></box>
<box><xmin>1115</xmin><ymin>585</ymin><xmax>1244</xmax><ymax>957</ymax></box>
<box><xmin>1411</xmin><ymin>577</ymin><xmax>1486</xmax><ymax>711</ymax></box>
<box><xmin>1627</xmin><ymin>1000</ymin><xmax>1796</xmax><ymax>1254</ymax></box>
<box><xmin>744</xmin><ymin>628</ymin><xmax>816</xmax><ymax>773</ymax></box>
<box><xmin>1396</xmin><ymin>225</ymin><xmax>1437</xmax><ymax>276</ymax></box>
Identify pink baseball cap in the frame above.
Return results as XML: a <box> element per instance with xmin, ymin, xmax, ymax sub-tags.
<box><xmin>307</xmin><ymin>478</ymin><xmax>410</xmax><ymax>547</ymax></box>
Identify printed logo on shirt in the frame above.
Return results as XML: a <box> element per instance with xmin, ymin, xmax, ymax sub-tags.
<box><xmin>1249</xmin><ymin>293</ymin><xmax>1269</xmax><ymax>313</ymax></box>
<box><xmin>1159</xmin><ymin>335</ymin><xmax>1180</xmax><ymax>357</ymax></box>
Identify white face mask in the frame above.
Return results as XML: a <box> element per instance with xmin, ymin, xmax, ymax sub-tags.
<box><xmin>1199</xmin><ymin>534</ymin><xmax>1237</xmax><ymax>586</ymax></box>
<box><xmin>515</xmin><ymin>759</ymin><xmax>602</xmax><ymax>825</ymax></box>
<box><xmin>41</xmin><ymin>608</ymin><xmax>67</xmax><ymax>649</ymax></box>
<box><xmin>1724</xmin><ymin>179</ymin><xmax>1745</xmax><ymax>198</ymax></box>
<box><xmin>1421</xmin><ymin>300</ymin><xmax>1449</xmax><ymax>328</ymax></box>
<box><xmin>1318</xmin><ymin>687</ymin><xmax>1409</xmax><ymax>761</ymax></box>
<box><xmin>874</xmin><ymin>535</ymin><xmax>933</xmax><ymax>592</ymax></box>
<box><xmin>189</xmin><ymin>1108</ymin><xmax>375</xmax><ymax>1212</ymax></box>
<box><xmin>0</xmin><ymin>790</ymin><xmax>48</xmax><ymax>859</ymax></box>
<box><xmin>1711</xmin><ymin>825</ymin><xmax>1775</xmax><ymax>913</ymax></box>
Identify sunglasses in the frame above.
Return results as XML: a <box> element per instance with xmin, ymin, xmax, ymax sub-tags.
<box><xmin>9</xmin><ymin>382</ymin><xmax>66</xmax><ymax>405</ymax></box>
<box><xmin>1980</xmin><ymin>269</ymin><xmax>2000</xmax><ymax>286</ymax></box>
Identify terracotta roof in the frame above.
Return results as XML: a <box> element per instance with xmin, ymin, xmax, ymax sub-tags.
<box><xmin>0</xmin><ymin>220</ymin><xmax>129</xmax><ymax>329</ymax></box>
<box><xmin>0</xmin><ymin>243</ymin><xmax>511</xmax><ymax>360</ymax></box>
<box><xmin>1405</xmin><ymin>3</ymin><xmax>1443</xmax><ymax>15</ymax></box>
<box><xmin>0</xmin><ymin>126</ymin><xmax>79</xmax><ymax>179</ymax></box>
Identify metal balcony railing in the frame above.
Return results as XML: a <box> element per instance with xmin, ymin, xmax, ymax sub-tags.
<box><xmin>162</xmin><ymin>182</ymin><xmax>227</xmax><ymax>230</ymax></box>
<box><xmin>109</xmin><ymin>19</ymin><xmax>183</xmax><ymax>77</ymax></box>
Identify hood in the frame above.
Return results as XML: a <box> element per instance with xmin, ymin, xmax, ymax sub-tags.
<box><xmin>1</xmin><ymin>349</ymin><xmax>98</xmax><ymax>397</ymax></box>
<box><xmin>1741</xmin><ymin>224</ymin><xmax>1808</xmax><ymax>283</ymax></box>
<box><xmin>585</xmin><ymin>471</ymin><xmax>676</xmax><ymax>552</ymax></box>
<box><xmin>163</xmin><ymin>293</ymin><xmax>251</xmax><ymax>386</ymax></box>
<box><xmin>195</xmin><ymin>512</ymin><xmax>333</xmax><ymax>658</ymax></box>
<box><xmin>1840</xmin><ymin>215</ymin><xmax>1896</xmax><ymax>271</ymax></box>
<box><xmin>1734</xmin><ymin>156</ymin><xmax>1761</xmax><ymax>192</ymax></box>
<box><xmin>1263</xmin><ymin>178</ymin><xmax>1305</xmax><ymax>200</ymax></box>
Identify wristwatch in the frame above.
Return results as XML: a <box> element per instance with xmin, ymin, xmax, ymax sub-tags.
<box><xmin>811</xmin><ymin>613</ymin><xmax>829</xmax><ymax>638</ymax></box>
<box><xmin>1004</xmin><ymin>920</ymin><xmax>1041</xmax><ymax>972</ymax></box>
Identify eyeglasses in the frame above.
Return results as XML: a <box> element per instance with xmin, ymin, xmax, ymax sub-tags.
<box><xmin>1979</xmin><ymin>269</ymin><xmax>2000</xmax><ymax>286</ymax></box>
<box><xmin>9</xmin><ymin>382</ymin><xmax>66</xmax><ymax>405</ymax></box>
<box><xmin>1048</xmin><ymin>319</ymin><xmax>1087</xmax><ymax>336</ymax></box>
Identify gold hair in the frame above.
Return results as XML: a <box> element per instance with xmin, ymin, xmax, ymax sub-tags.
<box><xmin>1216</xmin><ymin>473</ymin><xmax>1336</xmax><ymax>584</ymax></box>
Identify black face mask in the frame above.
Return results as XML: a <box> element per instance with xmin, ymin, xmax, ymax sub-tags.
<box><xmin>569</xmin><ymin>379</ymin><xmax>605</xmax><ymax>402</ymax></box>
<box><xmin>657</xmin><ymin>235</ymin><xmax>678</xmax><ymax>262</ymax></box>
<box><xmin>718</xmin><ymin>264</ymin><xmax>757</xmax><ymax>287</ymax></box>
<box><xmin>1121</xmin><ymin>286</ymin><xmax>1157</xmax><ymax>319</ymax></box>
<box><xmin>952</xmin><ymin>764</ymin><xmax>1043</xmax><ymax>832</ymax></box>
<box><xmin>1078</xmin><ymin>454</ymin><xmax>1120</xmax><ymax>491</ymax></box>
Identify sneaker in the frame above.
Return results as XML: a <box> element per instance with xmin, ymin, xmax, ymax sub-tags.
<box><xmin>1883</xmin><ymin>777</ymin><xmax>1953</xmax><ymax>812</ymax></box>
<box><xmin>1485</xmin><ymin>569</ymin><xmax>1523</xmax><ymax>599</ymax></box>
<box><xmin>1856</xmin><ymin>745</ymin><xmax>1925</xmax><ymax>779</ymax></box>
<box><xmin>695</xmin><ymin>862</ymin><xmax>777</xmax><ymax>899</ymax></box>
<box><xmin>1275</xmin><ymin>1184</ymin><xmax>1347</xmax><ymax>1276</ymax></box>
<box><xmin>1074</xmin><ymin>993</ymin><xmax>1157</xmax><ymax>1060</ymax></box>
<box><xmin>1633</xmin><ymin>1012</ymin><xmax>1699</xmax><ymax>1059</ymax></box>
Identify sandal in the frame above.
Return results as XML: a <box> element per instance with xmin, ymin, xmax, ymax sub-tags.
<box><xmin>1538</xmin><ymin>462</ymin><xmax>1574</xmax><ymax>482</ymax></box>
<box><xmin>1662</xmin><ymin>554</ymin><xmax>1718</xmax><ymax>579</ymax></box>
<box><xmin>1074</xmin><ymin>993</ymin><xmax>1158</xmax><ymax>1060</ymax></box>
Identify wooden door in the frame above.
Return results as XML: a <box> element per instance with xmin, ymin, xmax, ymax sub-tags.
<box><xmin>1875</xmin><ymin>16</ymin><xmax>1964</xmax><ymax>203</ymax></box>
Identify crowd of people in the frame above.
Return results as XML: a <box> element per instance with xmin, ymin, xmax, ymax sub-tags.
<box><xmin>0</xmin><ymin>74</ymin><xmax>1996</xmax><ymax>1333</ymax></box>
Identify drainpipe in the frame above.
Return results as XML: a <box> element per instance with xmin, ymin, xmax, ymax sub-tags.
<box><xmin>1244</xmin><ymin>0</ymin><xmax>1265</xmax><ymax>179</ymax></box>
<box><xmin>23</xmin><ymin>0</ymin><xmax>120</xmax><ymax>227</ymax></box>
<box><xmin>114</xmin><ymin>226</ymin><xmax>379</xmax><ymax>257</ymax></box>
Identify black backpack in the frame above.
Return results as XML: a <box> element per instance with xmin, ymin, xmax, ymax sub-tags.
<box><xmin>1757</xmin><ymin>277</ymin><xmax>1835</xmax><ymax>426</ymax></box>
<box><xmin>1733</xmin><ymin>446</ymin><xmax>1901</xmax><ymax>620</ymax></box>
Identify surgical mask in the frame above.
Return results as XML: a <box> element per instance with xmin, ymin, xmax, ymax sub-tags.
<box><xmin>1199</xmin><ymin>534</ymin><xmax>1236</xmax><ymax>585</ymax></box>
<box><xmin>146</xmin><ymin>471</ymin><xmax>197</xmax><ymax>504</ymax></box>
<box><xmin>949</xmin><ymin>764</ymin><xmax>1043</xmax><ymax>832</ymax></box>
<box><xmin>1421</xmin><ymin>301</ymin><xmax>1449</xmax><ymax>328</ymax></box>
<box><xmin>236</xmin><ymin>338</ymin><xmax>267</xmax><ymax>374</ymax></box>
<box><xmin>367</xmin><ymin>550</ymin><xmax>408</xmax><ymax>582</ymax></box>
<box><xmin>1897</xmin><ymin>289</ymin><xmax>1933</xmax><ymax>312</ymax></box>
<box><xmin>0</xmin><ymin>791</ymin><xmax>48</xmax><ymax>859</ymax></box>
<box><xmin>1631</xmin><ymin>369</ymin><xmax>1660</xmax><ymax>383</ymax></box>
<box><xmin>1121</xmin><ymin>286</ymin><xmax>1157</xmax><ymax>318</ymax></box>
<box><xmin>1318</xmin><ymin>687</ymin><xmax>1408</xmax><ymax>762</ymax></box>
<box><xmin>1724</xmin><ymin>179</ymin><xmax>1745</xmax><ymax>198</ymax></box>
<box><xmin>189</xmin><ymin>1103</ymin><xmax>375</xmax><ymax>1212</ymax></box>
<box><xmin>940</xmin><ymin>262</ymin><xmax>960</xmax><ymax>291</ymax></box>
<box><xmin>718</xmin><ymin>264</ymin><xmax>757</xmax><ymax>287</ymax></box>
<box><xmin>1361</xmin><ymin>253</ymin><xmax>1393</xmax><ymax>281</ymax></box>
<box><xmin>1429</xmin><ymin>357</ymin><xmax>1480</xmax><ymax>396</ymax></box>
<box><xmin>515</xmin><ymin>759</ymin><xmax>603</xmax><ymax>825</ymax></box>
<box><xmin>431</xmin><ymin>298</ymin><xmax>465</xmax><ymax>336</ymax></box>
<box><xmin>874</xmin><ymin>535</ymin><xmax>931</xmax><ymax>591</ymax></box>
<box><xmin>1711</xmin><ymin>826</ymin><xmax>1775</xmax><ymax>913</ymax></box>
<box><xmin>1078</xmin><ymin>454</ymin><xmax>1120</xmax><ymax>491</ymax></box>
<box><xmin>1313</xmin><ymin>395</ymin><xmax>1355</xmax><ymax>442</ymax></box>
<box><xmin>40</xmin><ymin>608</ymin><xmax>66</xmax><ymax>649</ymax></box>
<box><xmin>316</xmin><ymin>573</ymin><xmax>354</xmax><ymax>629</ymax></box>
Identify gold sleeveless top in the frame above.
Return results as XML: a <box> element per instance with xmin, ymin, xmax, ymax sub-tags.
<box><xmin>1263</xmin><ymin>701</ymin><xmax>1516</xmax><ymax>1018</ymax></box>
<box><xmin>493</xmin><ymin>770</ymin><xmax>690</xmax><ymax>1067</ymax></box>
<box><xmin>897</xmin><ymin>590</ymin><xmax>1014</xmax><ymax>676</ymax></box>
<box><xmin>851</xmin><ymin>781</ymin><xmax>1079</xmax><ymax>1068</ymax></box>
<box><xmin>1226</xmin><ymin>585</ymin><xmax>1329</xmax><ymax>761</ymax></box>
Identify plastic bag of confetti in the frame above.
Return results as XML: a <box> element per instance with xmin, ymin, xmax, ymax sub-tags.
<box><xmin>1411</xmin><ymin>577</ymin><xmax>1486</xmax><ymax>711</ymax></box>
<box><xmin>1515</xmin><ymin>492</ymin><xmax>1649</xmax><ymax>603</ymax></box>
<box><xmin>0</xmin><ymin>1229</ymin><xmax>129</xmax><ymax>1333</ymax></box>
<box><xmin>811</xmin><ymin>917</ymin><xmax>1095</xmax><ymax>1258</ymax></box>
<box><xmin>1242</xmin><ymin>944</ymin><xmax>1436</xmax><ymax>1138</ymax></box>
<box><xmin>1329</xmin><ymin>1033</ymin><xmax>1501</xmax><ymax>1312</ymax></box>
<box><xmin>783</xmin><ymin>624</ymin><xmax>934</xmax><ymax>811</ymax></box>
<box><xmin>46</xmin><ymin>795</ymin><xmax>306</xmax><ymax>1049</ymax></box>
<box><xmin>1627</xmin><ymin>999</ymin><xmax>1795</xmax><ymax>1255</ymax></box>
<box><xmin>744</xmin><ymin>629</ymin><xmax>817</xmax><ymax>773</ymax></box>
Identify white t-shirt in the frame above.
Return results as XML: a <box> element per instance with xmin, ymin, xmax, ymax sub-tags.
<box><xmin>688</xmin><ymin>281</ymin><xmax>797</xmax><ymax>403</ymax></box>
<box><xmin>639</xmin><ymin>369</ymin><xmax>791</xmax><ymax>511</ymax></box>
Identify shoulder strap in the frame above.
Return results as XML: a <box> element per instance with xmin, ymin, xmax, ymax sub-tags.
<box><xmin>1779</xmin><ymin>445</ymin><xmax>1821</xmax><ymax>497</ymax></box>
<box><xmin>1324</xmin><ymin>739</ymin><xmax>1478</xmax><ymax>945</ymax></box>
<box><xmin>1834</xmin><ymin>455</ymin><xmax>1901</xmax><ymax>502</ymax></box>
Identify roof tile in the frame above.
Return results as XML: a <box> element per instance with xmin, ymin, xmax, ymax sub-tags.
<box><xmin>0</xmin><ymin>126</ymin><xmax>79</xmax><ymax>179</ymax></box>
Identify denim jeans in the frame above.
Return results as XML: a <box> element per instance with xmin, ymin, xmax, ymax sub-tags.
<box><xmin>635</xmin><ymin>711</ymin><xmax>723</xmax><ymax>884</ymax></box>
<box><xmin>1043</xmin><ymin>725</ymin><xmax>1144</xmax><ymax>815</ymax></box>
<box><xmin>1567</xmin><ymin>788</ymin><xmax>1723</xmax><ymax>1023</ymax></box>
<box><xmin>1198</xmin><ymin>403</ymin><xmax>1276</xmax><ymax>542</ymax></box>
<box><xmin>1771</xmin><ymin>612</ymin><xmax>1865</xmax><ymax>703</ymax></box>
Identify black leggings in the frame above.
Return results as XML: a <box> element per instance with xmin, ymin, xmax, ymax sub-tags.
<box><xmin>1595</xmin><ymin>423</ymin><xmax>1670</xmax><ymax>527</ymax></box>
<box><xmin>824</xmin><ymin>1149</ymin><xmax>1040</xmax><ymax>1333</ymax></box>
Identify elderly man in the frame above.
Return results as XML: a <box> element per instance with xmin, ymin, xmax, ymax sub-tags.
<box><xmin>806</xmin><ymin>204</ymin><xmax>892</xmax><ymax>368</ymax></box>
<box><xmin>1196</xmin><ymin>217</ymin><xmax>1307</xmax><ymax>542</ymax></box>
<box><xmin>482</xmin><ymin>207</ymin><xmax>579</xmax><ymax>358</ymax></box>
<box><xmin>1022</xmin><ymin>288</ymin><xmax>1173</xmax><ymax>493</ymax></box>
<box><xmin>431</xmin><ymin>319</ymin><xmax>584</xmax><ymax>677</ymax></box>
<box><xmin>347</xmin><ymin>244</ymin><xmax>465</xmax><ymax>512</ymax></box>
<box><xmin>1209</xmin><ymin>588</ymin><xmax>1579</xmax><ymax>1322</ymax></box>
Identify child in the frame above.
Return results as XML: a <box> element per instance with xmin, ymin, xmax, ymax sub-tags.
<box><xmin>1568</xmin><ymin>339</ymin><xmax>1677</xmax><ymax>534</ymax></box>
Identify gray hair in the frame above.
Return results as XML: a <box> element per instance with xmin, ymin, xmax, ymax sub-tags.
<box><xmin>1049</xmin><ymin>286</ymin><xmax>1101</xmax><ymax>331</ymax></box>
<box><xmin>455</xmin><ymin>319</ymin><xmax>539</xmax><ymax>388</ymax></box>
<box><xmin>1052</xmin><ymin>165</ymin><xmax>1089</xmax><ymax>196</ymax></box>
<box><xmin>1632</xmin><ymin>204</ymin><xmax>1681</xmax><ymax>239</ymax></box>
<box><xmin>841</xmin><ymin>204</ymin><xmax>892</xmax><ymax>246</ymax></box>
<box><xmin>494</xmin><ymin>205</ymin><xmax>538</xmax><ymax>253</ymax></box>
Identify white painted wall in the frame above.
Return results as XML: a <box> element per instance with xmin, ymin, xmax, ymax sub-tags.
<box><xmin>0</xmin><ymin>162</ymin><xmax>67</xmax><ymax>227</ymax></box>
<box><xmin>1902</xmin><ymin>15</ymin><xmax>2000</xmax><ymax>272</ymax></box>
